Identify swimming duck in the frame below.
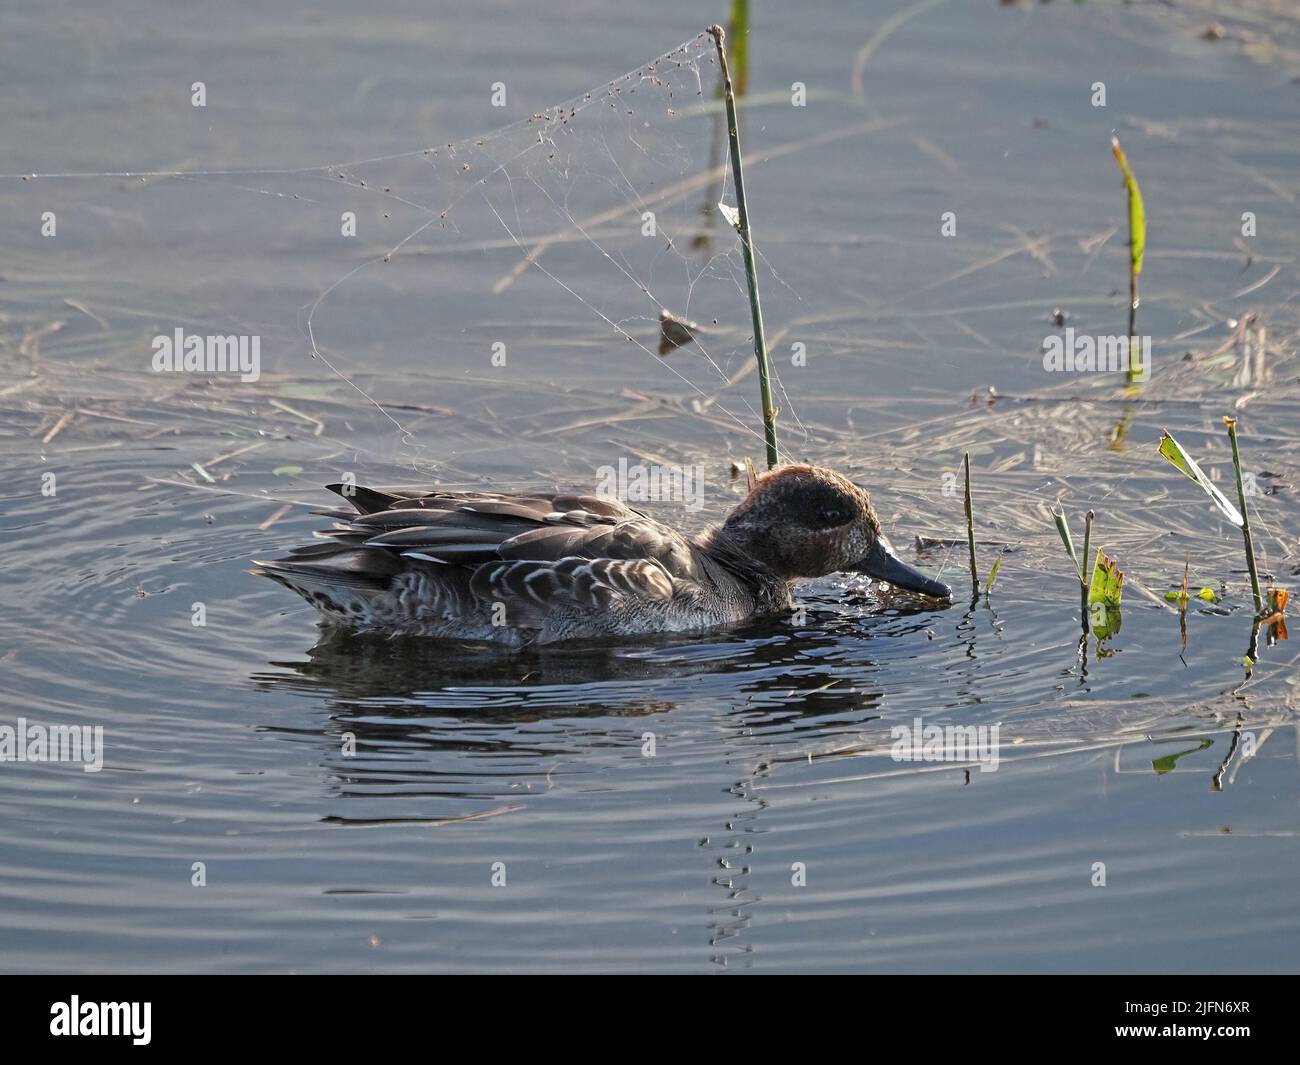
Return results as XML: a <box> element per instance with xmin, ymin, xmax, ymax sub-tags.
<box><xmin>255</xmin><ymin>463</ymin><xmax>951</xmax><ymax>644</ymax></box>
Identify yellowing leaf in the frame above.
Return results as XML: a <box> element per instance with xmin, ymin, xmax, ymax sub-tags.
<box><xmin>984</xmin><ymin>554</ymin><xmax>1002</xmax><ymax>595</ymax></box>
<box><xmin>1111</xmin><ymin>135</ymin><xmax>1146</xmax><ymax>276</ymax></box>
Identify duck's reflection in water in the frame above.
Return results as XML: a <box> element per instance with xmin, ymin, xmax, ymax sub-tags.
<box><xmin>249</xmin><ymin>612</ymin><xmax>890</xmax><ymax>809</ymax></box>
<box><xmin>250</xmin><ymin>615</ymin><xmax>903</xmax><ymax>966</ymax></box>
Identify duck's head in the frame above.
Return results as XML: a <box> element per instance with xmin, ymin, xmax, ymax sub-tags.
<box><xmin>720</xmin><ymin>464</ymin><xmax>951</xmax><ymax>600</ymax></box>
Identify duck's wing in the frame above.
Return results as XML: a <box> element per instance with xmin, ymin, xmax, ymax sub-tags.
<box><xmin>256</xmin><ymin>484</ymin><xmax>708</xmax><ymax>624</ymax></box>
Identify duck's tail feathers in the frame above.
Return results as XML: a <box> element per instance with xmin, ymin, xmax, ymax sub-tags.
<box><xmin>324</xmin><ymin>483</ymin><xmax>409</xmax><ymax>515</ymax></box>
<box><xmin>252</xmin><ymin>547</ymin><xmax>400</xmax><ymax>621</ymax></box>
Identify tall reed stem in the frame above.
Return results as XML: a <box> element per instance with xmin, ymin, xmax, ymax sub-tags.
<box><xmin>1127</xmin><ymin>272</ymin><xmax>1140</xmax><ymax>383</ymax></box>
<box><xmin>1224</xmin><ymin>417</ymin><xmax>1264</xmax><ymax>613</ymax></box>
<box><xmin>963</xmin><ymin>452</ymin><xmax>977</xmax><ymax>595</ymax></box>
<box><xmin>709</xmin><ymin>24</ymin><xmax>778</xmax><ymax>469</ymax></box>
<box><xmin>1081</xmin><ymin>510</ymin><xmax>1094</xmax><ymax>633</ymax></box>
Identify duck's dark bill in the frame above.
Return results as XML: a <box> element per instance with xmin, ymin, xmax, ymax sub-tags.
<box><xmin>854</xmin><ymin>541</ymin><xmax>952</xmax><ymax>599</ymax></box>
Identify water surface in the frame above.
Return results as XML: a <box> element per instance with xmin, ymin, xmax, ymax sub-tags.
<box><xmin>1</xmin><ymin>0</ymin><xmax>1298</xmax><ymax>972</ymax></box>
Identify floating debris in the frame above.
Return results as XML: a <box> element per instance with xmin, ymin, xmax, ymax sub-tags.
<box><xmin>658</xmin><ymin>308</ymin><xmax>699</xmax><ymax>356</ymax></box>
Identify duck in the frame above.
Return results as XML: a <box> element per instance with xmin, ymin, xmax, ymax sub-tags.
<box><xmin>254</xmin><ymin>463</ymin><xmax>952</xmax><ymax>644</ymax></box>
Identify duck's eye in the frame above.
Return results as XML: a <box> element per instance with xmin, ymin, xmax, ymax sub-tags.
<box><xmin>818</xmin><ymin>507</ymin><xmax>851</xmax><ymax>526</ymax></box>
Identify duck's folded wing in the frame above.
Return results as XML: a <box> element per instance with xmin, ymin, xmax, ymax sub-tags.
<box><xmin>257</xmin><ymin>483</ymin><xmax>725</xmax><ymax>629</ymax></box>
<box><xmin>323</xmin><ymin>484</ymin><xmax>703</xmax><ymax>581</ymax></box>
<box><xmin>469</xmin><ymin>556</ymin><xmax>675</xmax><ymax>625</ymax></box>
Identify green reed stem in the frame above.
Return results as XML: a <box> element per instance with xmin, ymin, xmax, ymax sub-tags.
<box><xmin>1127</xmin><ymin>272</ymin><xmax>1140</xmax><ymax>383</ymax></box>
<box><xmin>963</xmin><ymin>452</ymin><xmax>978</xmax><ymax>594</ymax></box>
<box><xmin>1225</xmin><ymin>417</ymin><xmax>1264</xmax><ymax>614</ymax></box>
<box><xmin>1081</xmin><ymin>510</ymin><xmax>1094</xmax><ymax>633</ymax></box>
<box><xmin>709</xmin><ymin>24</ymin><xmax>778</xmax><ymax>469</ymax></box>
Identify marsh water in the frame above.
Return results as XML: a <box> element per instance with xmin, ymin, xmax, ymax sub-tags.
<box><xmin>2</xmin><ymin>0</ymin><xmax>1299</xmax><ymax>973</ymax></box>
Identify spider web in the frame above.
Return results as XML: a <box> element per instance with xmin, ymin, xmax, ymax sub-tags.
<box><xmin>297</xmin><ymin>31</ymin><xmax>794</xmax><ymax>461</ymax></box>
<box><xmin>6</xmin><ymin>31</ymin><xmax>809</xmax><ymax>475</ymax></box>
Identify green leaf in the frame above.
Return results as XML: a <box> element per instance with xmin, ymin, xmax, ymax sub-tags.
<box><xmin>1052</xmin><ymin>509</ymin><xmax>1082</xmax><ymax>582</ymax></box>
<box><xmin>1111</xmin><ymin>135</ymin><xmax>1146</xmax><ymax>277</ymax></box>
<box><xmin>1087</xmin><ymin>549</ymin><xmax>1124</xmax><ymax>639</ymax></box>
<box><xmin>1170</xmin><ymin>585</ymin><xmax>1217</xmax><ymax>604</ymax></box>
<box><xmin>1089</xmin><ymin>599</ymin><xmax>1122</xmax><ymax>640</ymax></box>
<box><xmin>1151</xmin><ymin>739</ymin><xmax>1212</xmax><ymax>775</ymax></box>
<box><xmin>1156</xmin><ymin>430</ymin><xmax>1245</xmax><ymax>527</ymax></box>
<box><xmin>1088</xmin><ymin>548</ymin><xmax>1124</xmax><ymax>608</ymax></box>
<box><xmin>272</xmin><ymin>465</ymin><xmax>303</xmax><ymax>476</ymax></box>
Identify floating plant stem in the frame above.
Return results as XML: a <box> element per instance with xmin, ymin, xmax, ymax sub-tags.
<box><xmin>1110</xmin><ymin>135</ymin><xmax>1146</xmax><ymax>384</ymax></box>
<box><xmin>963</xmin><ymin>452</ymin><xmax>978</xmax><ymax>595</ymax></box>
<box><xmin>1179</xmin><ymin>557</ymin><xmax>1189</xmax><ymax>659</ymax></box>
<box><xmin>709</xmin><ymin>23</ymin><xmax>778</xmax><ymax>469</ymax></box>
<box><xmin>1224</xmin><ymin>416</ymin><xmax>1264</xmax><ymax>614</ymax></box>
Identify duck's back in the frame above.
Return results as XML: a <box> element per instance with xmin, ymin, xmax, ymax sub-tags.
<box><xmin>255</xmin><ymin>483</ymin><xmax>773</xmax><ymax>643</ymax></box>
